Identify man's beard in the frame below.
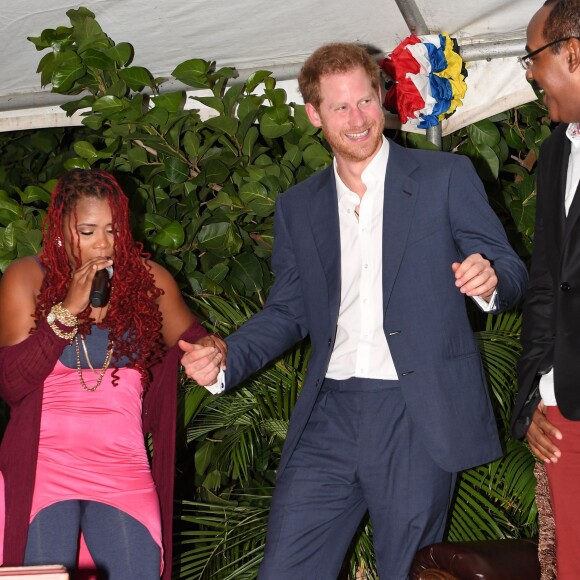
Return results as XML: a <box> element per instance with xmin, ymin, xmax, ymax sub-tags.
<box><xmin>322</xmin><ymin>119</ymin><xmax>385</xmax><ymax>163</ymax></box>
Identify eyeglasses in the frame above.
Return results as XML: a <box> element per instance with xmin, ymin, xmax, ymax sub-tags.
<box><xmin>519</xmin><ymin>37</ymin><xmax>580</xmax><ymax>70</ymax></box>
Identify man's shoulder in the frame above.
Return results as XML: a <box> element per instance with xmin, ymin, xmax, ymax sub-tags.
<box><xmin>278</xmin><ymin>164</ymin><xmax>334</xmax><ymax>203</ymax></box>
<box><xmin>388</xmin><ymin>139</ymin><xmax>473</xmax><ymax>178</ymax></box>
<box><xmin>389</xmin><ymin>138</ymin><xmax>462</xmax><ymax>166</ymax></box>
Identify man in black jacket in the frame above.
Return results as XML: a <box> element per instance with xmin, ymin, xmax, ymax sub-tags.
<box><xmin>511</xmin><ymin>0</ymin><xmax>580</xmax><ymax>575</ymax></box>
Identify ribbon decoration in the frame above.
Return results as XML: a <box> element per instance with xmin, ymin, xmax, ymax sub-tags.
<box><xmin>381</xmin><ymin>33</ymin><xmax>468</xmax><ymax>129</ymax></box>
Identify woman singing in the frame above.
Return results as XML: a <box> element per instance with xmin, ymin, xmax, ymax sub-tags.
<box><xmin>0</xmin><ymin>169</ymin><xmax>224</xmax><ymax>579</ymax></box>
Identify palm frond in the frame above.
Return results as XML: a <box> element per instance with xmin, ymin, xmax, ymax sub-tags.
<box><xmin>475</xmin><ymin>310</ymin><xmax>522</xmax><ymax>430</ymax></box>
<box><xmin>175</xmin><ymin>493</ymin><xmax>271</xmax><ymax>579</ymax></box>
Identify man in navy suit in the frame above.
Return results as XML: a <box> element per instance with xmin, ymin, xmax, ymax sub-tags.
<box><xmin>182</xmin><ymin>42</ymin><xmax>527</xmax><ymax>579</ymax></box>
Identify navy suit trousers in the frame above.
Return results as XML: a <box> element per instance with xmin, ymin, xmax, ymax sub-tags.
<box><xmin>259</xmin><ymin>377</ymin><xmax>456</xmax><ymax>580</ymax></box>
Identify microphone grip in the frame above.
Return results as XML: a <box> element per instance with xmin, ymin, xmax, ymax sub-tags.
<box><xmin>90</xmin><ymin>268</ymin><xmax>111</xmax><ymax>308</ymax></box>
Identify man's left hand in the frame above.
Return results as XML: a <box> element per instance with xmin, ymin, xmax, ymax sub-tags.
<box><xmin>451</xmin><ymin>253</ymin><xmax>497</xmax><ymax>300</ymax></box>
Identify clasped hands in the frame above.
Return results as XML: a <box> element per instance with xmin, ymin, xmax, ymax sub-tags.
<box><xmin>179</xmin><ymin>335</ymin><xmax>227</xmax><ymax>387</ymax></box>
<box><xmin>452</xmin><ymin>253</ymin><xmax>497</xmax><ymax>301</ymax></box>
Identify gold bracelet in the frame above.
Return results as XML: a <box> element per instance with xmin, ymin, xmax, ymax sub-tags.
<box><xmin>48</xmin><ymin>322</ymin><xmax>77</xmax><ymax>341</ymax></box>
<box><xmin>47</xmin><ymin>302</ymin><xmax>78</xmax><ymax>340</ymax></box>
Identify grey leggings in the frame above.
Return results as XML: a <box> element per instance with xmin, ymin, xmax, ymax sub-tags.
<box><xmin>24</xmin><ymin>500</ymin><xmax>161</xmax><ymax>580</ymax></box>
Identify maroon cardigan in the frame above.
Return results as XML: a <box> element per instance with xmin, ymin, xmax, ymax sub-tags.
<box><xmin>0</xmin><ymin>318</ymin><xmax>207</xmax><ymax>579</ymax></box>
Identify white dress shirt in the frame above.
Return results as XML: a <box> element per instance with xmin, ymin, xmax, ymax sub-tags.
<box><xmin>539</xmin><ymin>123</ymin><xmax>580</xmax><ymax>406</ymax></box>
<box><xmin>326</xmin><ymin>137</ymin><xmax>398</xmax><ymax>380</ymax></box>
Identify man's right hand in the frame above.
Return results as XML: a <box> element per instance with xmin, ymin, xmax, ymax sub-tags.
<box><xmin>526</xmin><ymin>402</ymin><xmax>563</xmax><ymax>463</ymax></box>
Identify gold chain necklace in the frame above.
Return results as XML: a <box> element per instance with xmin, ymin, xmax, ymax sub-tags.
<box><xmin>74</xmin><ymin>334</ymin><xmax>114</xmax><ymax>392</ymax></box>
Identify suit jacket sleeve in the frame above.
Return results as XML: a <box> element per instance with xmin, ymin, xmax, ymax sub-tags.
<box><xmin>224</xmin><ymin>195</ymin><xmax>309</xmax><ymax>389</ymax></box>
<box><xmin>448</xmin><ymin>154</ymin><xmax>528</xmax><ymax>313</ymax></box>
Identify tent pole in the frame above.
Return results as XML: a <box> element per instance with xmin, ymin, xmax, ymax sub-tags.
<box><xmin>460</xmin><ymin>39</ymin><xmax>526</xmax><ymax>62</ymax></box>
<box><xmin>393</xmin><ymin>0</ymin><xmax>429</xmax><ymax>35</ymax></box>
<box><xmin>393</xmin><ymin>0</ymin><xmax>442</xmax><ymax>149</ymax></box>
<box><xmin>426</xmin><ymin>126</ymin><xmax>442</xmax><ymax>148</ymax></box>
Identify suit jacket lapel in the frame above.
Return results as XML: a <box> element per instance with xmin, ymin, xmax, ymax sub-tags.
<box><xmin>306</xmin><ymin>145</ymin><xmax>419</xmax><ymax>322</ymax></box>
<box><xmin>382</xmin><ymin>142</ymin><xmax>419</xmax><ymax>312</ymax></box>
<box><xmin>308</xmin><ymin>166</ymin><xmax>341</xmax><ymax>324</ymax></box>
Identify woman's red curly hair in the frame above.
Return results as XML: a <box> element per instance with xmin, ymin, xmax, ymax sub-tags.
<box><xmin>36</xmin><ymin>169</ymin><xmax>164</xmax><ymax>386</ymax></box>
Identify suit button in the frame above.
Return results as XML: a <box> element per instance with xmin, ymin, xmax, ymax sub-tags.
<box><xmin>328</xmin><ymin>338</ymin><xmax>332</xmax><ymax>346</ymax></box>
<box><xmin>561</xmin><ymin>282</ymin><xmax>572</xmax><ymax>292</ymax></box>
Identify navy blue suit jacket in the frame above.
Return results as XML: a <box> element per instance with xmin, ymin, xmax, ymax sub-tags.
<box><xmin>225</xmin><ymin>139</ymin><xmax>527</xmax><ymax>475</ymax></box>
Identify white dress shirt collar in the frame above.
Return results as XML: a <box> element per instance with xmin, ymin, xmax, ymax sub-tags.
<box><xmin>333</xmin><ymin>137</ymin><xmax>390</xmax><ymax>204</ymax></box>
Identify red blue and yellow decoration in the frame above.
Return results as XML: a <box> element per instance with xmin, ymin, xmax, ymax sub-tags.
<box><xmin>381</xmin><ymin>33</ymin><xmax>467</xmax><ymax>129</ymax></box>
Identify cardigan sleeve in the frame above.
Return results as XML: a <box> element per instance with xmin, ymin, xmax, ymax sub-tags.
<box><xmin>0</xmin><ymin>319</ymin><xmax>70</xmax><ymax>405</ymax></box>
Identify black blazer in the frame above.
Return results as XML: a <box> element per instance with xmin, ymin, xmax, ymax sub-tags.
<box><xmin>512</xmin><ymin>123</ymin><xmax>580</xmax><ymax>437</ymax></box>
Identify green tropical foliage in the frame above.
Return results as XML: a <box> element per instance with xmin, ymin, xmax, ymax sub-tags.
<box><xmin>20</xmin><ymin>6</ymin><xmax>332</xmax><ymax>301</ymax></box>
<box><xmin>0</xmin><ymin>5</ymin><xmax>555</xmax><ymax>578</ymax></box>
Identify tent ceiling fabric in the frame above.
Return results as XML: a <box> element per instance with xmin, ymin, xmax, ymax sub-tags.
<box><xmin>1</xmin><ymin>0</ymin><xmax>543</xmax><ymax>135</ymax></box>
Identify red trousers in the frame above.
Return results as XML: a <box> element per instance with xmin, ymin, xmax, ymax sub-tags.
<box><xmin>545</xmin><ymin>406</ymin><xmax>580</xmax><ymax>579</ymax></box>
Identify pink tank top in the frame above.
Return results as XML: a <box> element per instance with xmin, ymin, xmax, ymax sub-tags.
<box><xmin>31</xmin><ymin>358</ymin><xmax>162</xmax><ymax>558</ymax></box>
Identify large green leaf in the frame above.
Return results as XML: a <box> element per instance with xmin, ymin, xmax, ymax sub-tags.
<box><xmin>468</xmin><ymin>119</ymin><xmax>502</xmax><ymax>148</ymax></box>
<box><xmin>17</xmin><ymin>230</ymin><xmax>43</xmax><ymax>257</ymax></box>
<box><xmin>106</xmin><ymin>42</ymin><xmax>133</xmax><ymax>66</ymax></box>
<box><xmin>192</xmin><ymin>95</ymin><xmax>225</xmax><ymax>114</ymax></box>
<box><xmin>259</xmin><ymin>106</ymin><xmax>292</xmax><ymax>138</ymax></box>
<box><xmin>0</xmin><ymin>197</ymin><xmax>23</xmax><ymax>225</ymax></box>
<box><xmin>229</xmin><ymin>252</ymin><xmax>264</xmax><ymax>294</ymax></box>
<box><xmin>172</xmin><ymin>58</ymin><xmax>212</xmax><ymax>89</ymax></box>
<box><xmin>246</xmin><ymin>70</ymin><xmax>272</xmax><ymax>94</ymax></box>
<box><xmin>92</xmin><ymin>95</ymin><xmax>124</xmax><ymax>114</ymax></box>
<box><xmin>73</xmin><ymin>140</ymin><xmax>99</xmax><ymax>161</ymax></box>
<box><xmin>202</xmin><ymin>158</ymin><xmax>230</xmax><ymax>185</ymax></box>
<box><xmin>152</xmin><ymin>91</ymin><xmax>185</xmax><ymax>113</ymax></box>
<box><xmin>303</xmin><ymin>142</ymin><xmax>332</xmax><ymax>169</ymax></box>
<box><xmin>163</xmin><ymin>156</ymin><xmax>189</xmax><ymax>183</ymax></box>
<box><xmin>238</xmin><ymin>182</ymin><xmax>274</xmax><ymax>217</ymax></box>
<box><xmin>118</xmin><ymin>66</ymin><xmax>154</xmax><ymax>91</ymax></box>
<box><xmin>51</xmin><ymin>50</ymin><xmax>85</xmax><ymax>92</ymax></box>
<box><xmin>82</xmin><ymin>48</ymin><xmax>115</xmax><ymax>70</ymax></box>
<box><xmin>204</xmin><ymin>115</ymin><xmax>239</xmax><ymax>137</ymax></box>
<box><xmin>237</xmin><ymin>95</ymin><xmax>263</xmax><ymax>125</ymax></box>
<box><xmin>152</xmin><ymin>220</ymin><xmax>185</xmax><ymax>248</ymax></box>
<box><xmin>198</xmin><ymin>222</ymin><xmax>243</xmax><ymax>256</ymax></box>
<box><xmin>15</xmin><ymin>186</ymin><xmax>50</xmax><ymax>206</ymax></box>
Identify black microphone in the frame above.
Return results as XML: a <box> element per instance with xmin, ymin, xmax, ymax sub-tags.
<box><xmin>90</xmin><ymin>265</ymin><xmax>113</xmax><ymax>308</ymax></box>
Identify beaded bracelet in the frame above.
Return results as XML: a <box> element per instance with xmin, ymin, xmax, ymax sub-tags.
<box><xmin>47</xmin><ymin>302</ymin><xmax>78</xmax><ymax>340</ymax></box>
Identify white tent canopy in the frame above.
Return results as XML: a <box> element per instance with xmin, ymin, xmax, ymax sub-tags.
<box><xmin>0</xmin><ymin>0</ymin><xmax>542</xmax><ymax>135</ymax></box>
